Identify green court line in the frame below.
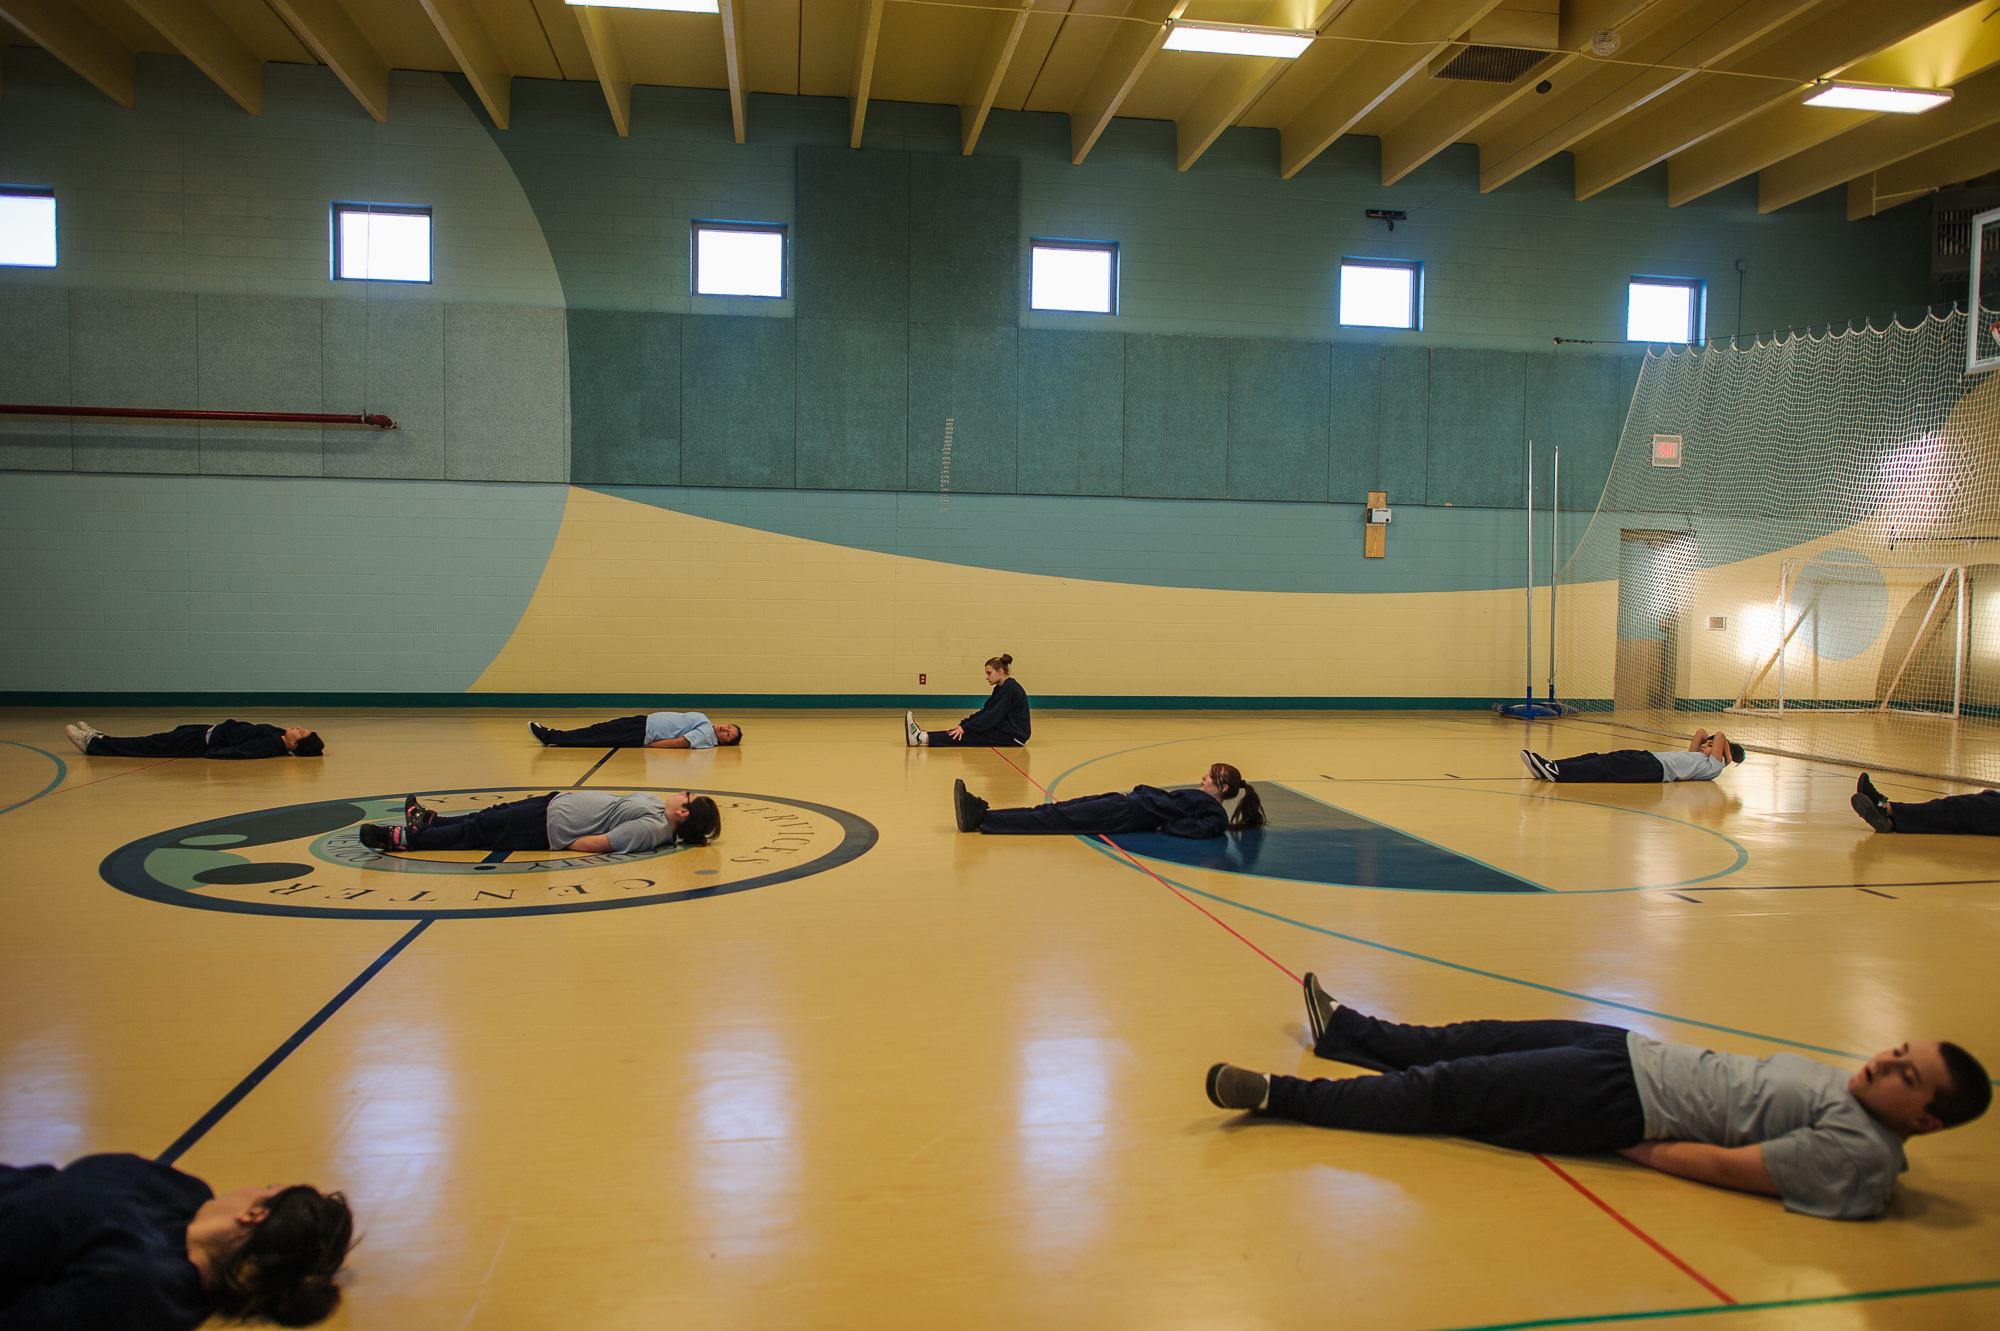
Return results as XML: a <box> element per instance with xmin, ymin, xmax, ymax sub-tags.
<box><xmin>1078</xmin><ymin>841</ymin><xmax>1866</xmax><ymax>1061</ymax></box>
<box><xmin>1423</xmin><ymin>1278</ymin><xmax>2000</xmax><ymax>1331</ymax></box>
<box><xmin>0</xmin><ymin>741</ymin><xmax>67</xmax><ymax>819</ymax></box>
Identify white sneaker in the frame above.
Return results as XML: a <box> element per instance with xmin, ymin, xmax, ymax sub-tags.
<box><xmin>66</xmin><ymin>723</ymin><xmax>91</xmax><ymax>754</ymax></box>
<box><xmin>906</xmin><ymin>711</ymin><xmax>923</xmax><ymax>747</ymax></box>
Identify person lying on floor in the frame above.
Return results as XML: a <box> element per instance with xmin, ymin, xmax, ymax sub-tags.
<box><xmin>1851</xmin><ymin>772</ymin><xmax>2000</xmax><ymax>835</ymax></box>
<box><xmin>953</xmin><ymin>763</ymin><xmax>1265</xmax><ymax>838</ymax></box>
<box><xmin>66</xmin><ymin>720</ymin><xmax>323</xmax><ymax>760</ymax></box>
<box><xmin>527</xmin><ymin>711</ymin><xmax>742</xmax><ymax>749</ymax></box>
<box><xmin>1522</xmin><ymin>727</ymin><xmax>1741</xmax><ymax>783</ymax></box>
<box><xmin>906</xmin><ymin>653</ymin><xmax>1030</xmax><ymax>747</ymax></box>
<box><xmin>0</xmin><ymin>1153</ymin><xmax>352</xmax><ymax>1329</ymax></box>
<box><xmin>358</xmin><ymin>789</ymin><xmax>719</xmax><ymax>854</ymax></box>
<box><xmin>1204</xmin><ymin>974</ymin><xmax>1989</xmax><ymax>1220</ymax></box>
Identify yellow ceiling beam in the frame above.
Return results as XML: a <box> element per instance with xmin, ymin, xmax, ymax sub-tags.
<box><xmin>1381</xmin><ymin>52</ymin><xmax>1568</xmax><ymax>185</ymax></box>
<box><xmin>418</xmin><ymin>0</ymin><xmax>511</xmax><ymax>127</ymax></box>
<box><xmin>122</xmin><ymin>0</ymin><xmax>263</xmax><ymax>114</ymax></box>
<box><xmin>265</xmin><ymin>0</ymin><xmax>389</xmax><ymax>121</ymax></box>
<box><xmin>573</xmin><ymin>5</ymin><xmax>631</xmax><ymax>136</ymax></box>
<box><xmin>1767</xmin><ymin>67</ymin><xmax>2000</xmax><ymax>212</ymax></box>
<box><xmin>0</xmin><ymin>0</ymin><xmax>132</xmax><ymax>106</ymax></box>
<box><xmin>1069</xmin><ymin>0</ymin><xmax>1187</xmax><ymax>165</ymax></box>
<box><xmin>1669</xmin><ymin>0</ymin><xmax>2000</xmax><ymax>206</ymax></box>
<box><xmin>1478</xmin><ymin>0</ymin><xmax>1819</xmax><ymax>194</ymax></box>
<box><xmin>1847</xmin><ymin>124</ymin><xmax>2000</xmax><ymax>218</ymax></box>
<box><xmin>1571</xmin><ymin>0</ymin><xmax>1967</xmax><ymax>200</ymax></box>
<box><xmin>849</xmin><ymin>0</ymin><xmax>885</xmax><ymax>148</ymax></box>
<box><xmin>1174</xmin><ymin>0</ymin><xmax>1341</xmax><ymax>173</ymax></box>
<box><xmin>1277</xmin><ymin>0</ymin><xmax>1504</xmax><ymax>181</ymax></box>
<box><xmin>961</xmin><ymin>0</ymin><xmax>1032</xmax><ymax>155</ymax></box>
<box><xmin>719</xmin><ymin>0</ymin><xmax>748</xmax><ymax>143</ymax></box>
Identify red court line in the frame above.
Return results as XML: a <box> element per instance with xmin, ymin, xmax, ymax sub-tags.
<box><xmin>1534</xmin><ymin>1154</ymin><xmax>1735</xmax><ymax>1305</ymax></box>
<box><xmin>988</xmin><ymin>747</ymin><xmax>1731</xmax><ymax>1306</ymax></box>
<box><xmin>51</xmin><ymin>758</ymin><xmax>180</xmax><ymax>793</ymax></box>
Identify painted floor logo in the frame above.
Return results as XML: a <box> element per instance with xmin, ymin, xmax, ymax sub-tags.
<box><xmin>100</xmin><ymin>787</ymin><xmax>877</xmax><ymax>920</ymax></box>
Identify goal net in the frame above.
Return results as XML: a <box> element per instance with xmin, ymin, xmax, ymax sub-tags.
<box><xmin>1555</xmin><ymin>308</ymin><xmax>2000</xmax><ymax>785</ymax></box>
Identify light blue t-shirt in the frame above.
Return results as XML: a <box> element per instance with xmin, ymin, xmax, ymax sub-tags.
<box><xmin>644</xmin><ymin>710</ymin><xmax>717</xmax><ymax>749</ymax></box>
<box><xmin>1655</xmin><ymin>750</ymin><xmax>1726</xmax><ymax>781</ymax></box>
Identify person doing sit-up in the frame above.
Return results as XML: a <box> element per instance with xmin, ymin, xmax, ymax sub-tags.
<box><xmin>358</xmin><ymin>789</ymin><xmax>718</xmax><ymax>854</ymax></box>
<box><xmin>1204</xmin><ymin>974</ymin><xmax>1989</xmax><ymax>1220</ymax></box>
<box><xmin>528</xmin><ymin>711</ymin><xmax>741</xmax><ymax>749</ymax></box>
<box><xmin>953</xmin><ymin>763</ymin><xmax>1264</xmax><ymax>839</ymax></box>
<box><xmin>1522</xmin><ymin>727</ymin><xmax>1741</xmax><ymax>783</ymax></box>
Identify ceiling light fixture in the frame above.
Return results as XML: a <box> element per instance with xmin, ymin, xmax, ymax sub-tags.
<box><xmin>565</xmin><ymin>0</ymin><xmax>718</xmax><ymax>11</ymax></box>
<box><xmin>1803</xmin><ymin>82</ymin><xmax>1953</xmax><ymax>113</ymax></box>
<box><xmin>1161</xmin><ymin>20</ymin><xmax>1315</xmax><ymax>58</ymax></box>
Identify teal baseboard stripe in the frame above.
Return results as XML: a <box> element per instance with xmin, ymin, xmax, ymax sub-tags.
<box><xmin>0</xmin><ymin>693</ymin><xmax>1599</xmax><ymax>712</ymax></box>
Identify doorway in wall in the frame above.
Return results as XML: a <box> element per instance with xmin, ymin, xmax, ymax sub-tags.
<box><xmin>1616</xmin><ymin>530</ymin><xmax>1692</xmax><ymax>710</ymax></box>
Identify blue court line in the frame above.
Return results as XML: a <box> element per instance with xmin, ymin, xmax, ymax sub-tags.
<box><xmin>0</xmin><ymin>741</ymin><xmax>68</xmax><ymax>819</ymax></box>
<box><xmin>1282</xmin><ymin>780</ymin><xmax>1753</xmax><ymax>893</ymax></box>
<box><xmin>157</xmin><ymin>920</ymin><xmax>432</xmax><ymax>1165</ymax></box>
<box><xmin>1420</xmin><ymin>1278</ymin><xmax>2000</xmax><ymax>1331</ymax></box>
<box><xmin>1077</xmin><ymin>839</ymin><xmax>1867</xmax><ymax>1061</ymax></box>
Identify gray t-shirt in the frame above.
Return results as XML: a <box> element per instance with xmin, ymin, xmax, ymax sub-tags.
<box><xmin>644</xmin><ymin>711</ymin><xmax>717</xmax><ymax>749</ymax></box>
<box><xmin>1654</xmin><ymin>750</ymin><xmax>1726</xmax><ymax>781</ymax></box>
<box><xmin>545</xmin><ymin>791</ymin><xmax>672</xmax><ymax>855</ymax></box>
<box><xmin>1627</xmin><ymin>1033</ymin><xmax>1906</xmax><ymax>1219</ymax></box>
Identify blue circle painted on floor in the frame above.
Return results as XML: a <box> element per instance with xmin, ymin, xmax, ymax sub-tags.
<box><xmin>100</xmin><ymin>787</ymin><xmax>877</xmax><ymax>920</ymax></box>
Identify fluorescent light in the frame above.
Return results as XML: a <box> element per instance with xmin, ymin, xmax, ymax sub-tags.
<box><xmin>566</xmin><ymin>0</ymin><xmax>717</xmax><ymax>11</ymax></box>
<box><xmin>1803</xmin><ymin>82</ymin><xmax>1952</xmax><ymax>114</ymax></box>
<box><xmin>1162</xmin><ymin>20</ymin><xmax>1314</xmax><ymax>58</ymax></box>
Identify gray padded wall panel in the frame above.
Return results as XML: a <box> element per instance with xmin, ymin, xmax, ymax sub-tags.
<box><xmin>682</xmin><ymin>313</ymin><xmax>797</xmax><ymax>487</ymax></box>
<box><xmin>0</xmin><ymin>287</ymin><xmax>73</xmax><ymax>470</ymax></box>
<box><xmin>1016</xmin><ymin>329</ymin><xmax>1123</xmax><ymax>496</ymax></box>
<box><xmin>1227</xmin><ymin>338</ymin><xmax>1330</xmax><ymax>502</ymax></box>
<box><xmin>796</xmin><ymin>318</ymin><xmax>908</xmax><ymax>490</ymax></box>
<box><xmin>1122</xmin><ymin>334</ymin><xmax>1229</xmax><ymax>500</ymax></box>
<box><xmin>909</xmin><ymin>154</ymin><xmax>1020</xmax><ymax>327</ymax></box>
<box><xmin>796</xmin><ymin>145</ymin><xmax>909</xmax><ymax>324</ymax></box>
<box><xmin>196</xmin><ymin>294</ymin><xmax>326</xmax><ymax>476</ymax></box>
<box><xmin>71</xmin><ymin>289</ymin><xmax>200</xmax><ymax>474</ymax></box>
<box><xmin>1378</xmin><ymin>347</ymin><xmax>1430</xmax><ymax>506</ymax></box>
<box><xmin>443</xmin><ymin>303</ymin><xmax>570</xmax><ymax>482</ymax></box>
<box><xmin>568</xmin><ymin>309</ymin><xmax>682</xmax><ymax>485</ymax></box>
<box><xmin>1426</xmin><ymin>349</ymin><xmax>1526</xmax><ymax>509</ymax></box>
<box><xmin>323</xmin><ymin>300</ymin><xmax>448</xmax><ymax>480</ymax></box>
<box><xmin>908</xmin><ymin>325</ymin><xmax>1017</xmax><ymax>496</ymax></box>
<box><xmin>1327</xmin><ymin>343</ymin><xmax>1383</xmax><ymax>499</ymax></box>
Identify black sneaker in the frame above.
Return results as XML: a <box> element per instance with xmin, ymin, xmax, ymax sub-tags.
<box><xmin>1851</xmin><ymin>791</ymin><xmax>1894</xmax><ymax>833</ymax></box>
<box><xmin>358</xmin><ymin>823</ymin><xmax>399</xmax><ymax>852</ymax></box>
<box><xmin>404</xmin><ymin>796</ymin><xmax>435</xmax><ymax>833</ymax></box>
<box><xmin>1303</xmin><ymin>972</ymin><xmax>1337</xmax><ymax>1046</ymax></box>
<box><xmin>1522</xmin><ymin>751</ymin><xmax>1558</xmax><ymax>781</ymax></box>
<box><xmin>953</xmin><ymin>778</ymin><xmax>987</xmax><ymax>833</ymax></box>
<box><xmin>1205</xmin><ymin>1063</ymin><xmax>1270</xmax><ymax>1111</ymax></box>
<box><xmin>1857</xmin><ymin>773</ymin><xmax>1884</xmax><ymax>805</ymax></box>
<box><xmin>528</xmin><ymin>722</ymin><xmax>554</xmax><ymax>746</ymax></box>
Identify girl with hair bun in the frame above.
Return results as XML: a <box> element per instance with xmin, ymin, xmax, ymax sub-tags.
<box><xmin>906</xmin><ymin>653</ymin><xmax>1031</xmax><ymax>747</ymax></box>
<box><xmin>0</xmin><ymin>1153</ymin><xmax>353</xmax><ymax>1328</ymax></box>
<box><xmin>953</xmin><ymin>762</ymin><xmax>1265</xmax><ymax>839</ymax></box>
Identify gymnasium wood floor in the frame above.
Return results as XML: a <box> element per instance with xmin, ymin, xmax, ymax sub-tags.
<box><xmin>2</xmin><ymin>708</ymin><xmax>1996</xmax><ymax>1330</ymax></box>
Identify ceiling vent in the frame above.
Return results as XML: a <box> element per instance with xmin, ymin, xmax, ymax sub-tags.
<box><xmin>1433</xmin><ymin>44</ymin><xmax>1548</xmax><ymax>83</ymax></box>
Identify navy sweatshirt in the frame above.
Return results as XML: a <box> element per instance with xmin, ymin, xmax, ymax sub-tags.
<box><xmin>1125</xmin><ymin>785</ymin><xmax>1229</xmax><ymax>839</ymax></box>
<box><xmin>956</xmin><ymin>678</ymin><xmax>1032</xmax><ymax>744</ymax></box>
<box><xmin>0</xmin><ymin>1155</ymin><xmax>215</xmax><ymax>1331</ymax></box>
<box><xmin>204</xmin><ymin>719</ymin><xmax>290</xmax><ymax>760</ymax></box>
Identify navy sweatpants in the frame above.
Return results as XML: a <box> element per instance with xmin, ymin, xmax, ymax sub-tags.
<box><xmin>84</xmin><ymin>724</ymin><xmax>212</xmax><ymax>758</ymax></box>
<box><xmin>1892</xmin><ymin>789</ymin><xmax>2000</xmax><ymax>835</ymax></box>
<box><xmin>980</xmin><ymin>792</ymin><xmax>1151</xmax><ymax>835</ymax></box>
<box><xmin>1263</xmin><ymin>1007</ymin><xmax>1646</xmax><ymax>1155</ymax></box>
<box><xmin>922</xmin><ymin>730</ymin><xmax>1024</xmax><ymax>747</ymax></box>
<box><xmin>538</xmin><ymin>717</ymin><xmax>648</xmax><ymax>748</ymax></box>
<box><xmin>407</xmin><ymin>793</ymin><xmax>557</xmax><ymax>851</ymax></box>
<box><xmin>1550</xmin><ymin>750</ymin><xmax>1666</xmax><ymax>783</ymax></box>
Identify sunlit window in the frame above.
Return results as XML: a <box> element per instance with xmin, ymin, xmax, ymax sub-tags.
<box><xmin>332</xmin><ymin>203</ymin><xmax>432</xmax><ymax>283</ymax></box>
<box><xmin>1339</xmin><ymin>259</ymin><xmax>1420</xmax><ymax>329</ymax></box>
<box><xmin>1628</xmin><ymin>277</ymin><xmax>1702</xmax><ymax>343</ymax></box>
<box><xmin>0</xmin><ymin>187</ymin><xmax>57</xmax><ymax>268</ymax></box>
<box><xmin>1031</xmin><ymin>240</ymin><xmax>1117</xmax><ymax>314</ymax></box>
<box><xmin>694</xmin><ymin>222</ymin><xmax>786</xmax><ymax>298</ymax></box>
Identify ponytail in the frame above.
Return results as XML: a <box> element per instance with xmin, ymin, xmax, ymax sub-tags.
<box><xmin>1209</xmin><ymin>763</ymin><xmax>1266</xmax><ymax>830</ymax></box>
<box><xmin>210</xmin><ymin>1186</ymin><xmax>352</xmax><ymax>1327</ymax></box>
<box><xmin>677</xmin><ymin>795</ymin><xmax>721</xmax><ymax>847</ymax></box>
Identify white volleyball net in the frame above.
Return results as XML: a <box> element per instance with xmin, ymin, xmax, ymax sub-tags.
<box><xmin>1556</xmin><ymin>309</ymin><xmax>2000</xmax><ymax>785</ymax></box>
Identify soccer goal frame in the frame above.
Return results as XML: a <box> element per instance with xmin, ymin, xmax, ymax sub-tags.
<box><xmin>1728</xmin><ymin>561</ymin><xmax>1968</xmax><ymax>718</ymax></box>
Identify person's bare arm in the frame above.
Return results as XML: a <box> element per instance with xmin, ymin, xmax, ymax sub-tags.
<box><xmin>1686</xmin><ymin>728</ymin><xmax>1711</xmax><ymax>753</ymax></box>
<box><xmin>645</xmin><ymin>737</ymin><xmax>692</xmax><ymax>749</ymax></box>
<box><xmin>1620</xmin><ymin>1141</ymin><xmax>1778</xmax><ymax>1196</ymax></box>
<box><xmin>563</xmin><ymin>834</ymin><xmax>614</xmax><ymax>853</ymax></box>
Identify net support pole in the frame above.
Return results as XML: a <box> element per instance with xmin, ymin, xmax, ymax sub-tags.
<box><xmin>1878</xmin><ymin>573</ymin><xmax>1954</xmax><ymax>713</ymax></box>
<box><xmin>1524</xmin><ymin>442</ymin><xmax>1534</xmax><ymax>713</ymax></box>
<box><xmin>1548</xmin><ymin>444</ymin><xmax>1559</xmax><ymax>704</ymax></box>
<box><xmin>1954</xmin><ymin>566</ymin><xmax>1968</xmax><ymax>719</ymax></box>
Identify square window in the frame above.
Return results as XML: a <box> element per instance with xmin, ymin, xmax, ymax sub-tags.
<box><xmin>694</xmin><ymin>222</ymin><xmax>786</xmax><ymax>298</ymax></box>
<box><xmin>0</xmin><ymin>187</ymin><xmax>57</xmax><ymax>268</ymax></box>
<box><xmin>332</xmin><ymin>203</ymin><xmax>432</xmax><ymax>283</ymax></box>
<box><xmin>1628</xmin><ymin>277</ymin><xmax>1703</xmax><ymax>343</ymax></box>
<box><xmin>1031</xmin><ymin>241</ymin><xmax>1117</xmax><ymax>314</ymax></box>
<box><xmin>1339</xmin><ymin>259</ymin><xmax>1420</xmax><ymax>329</ymax></box>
